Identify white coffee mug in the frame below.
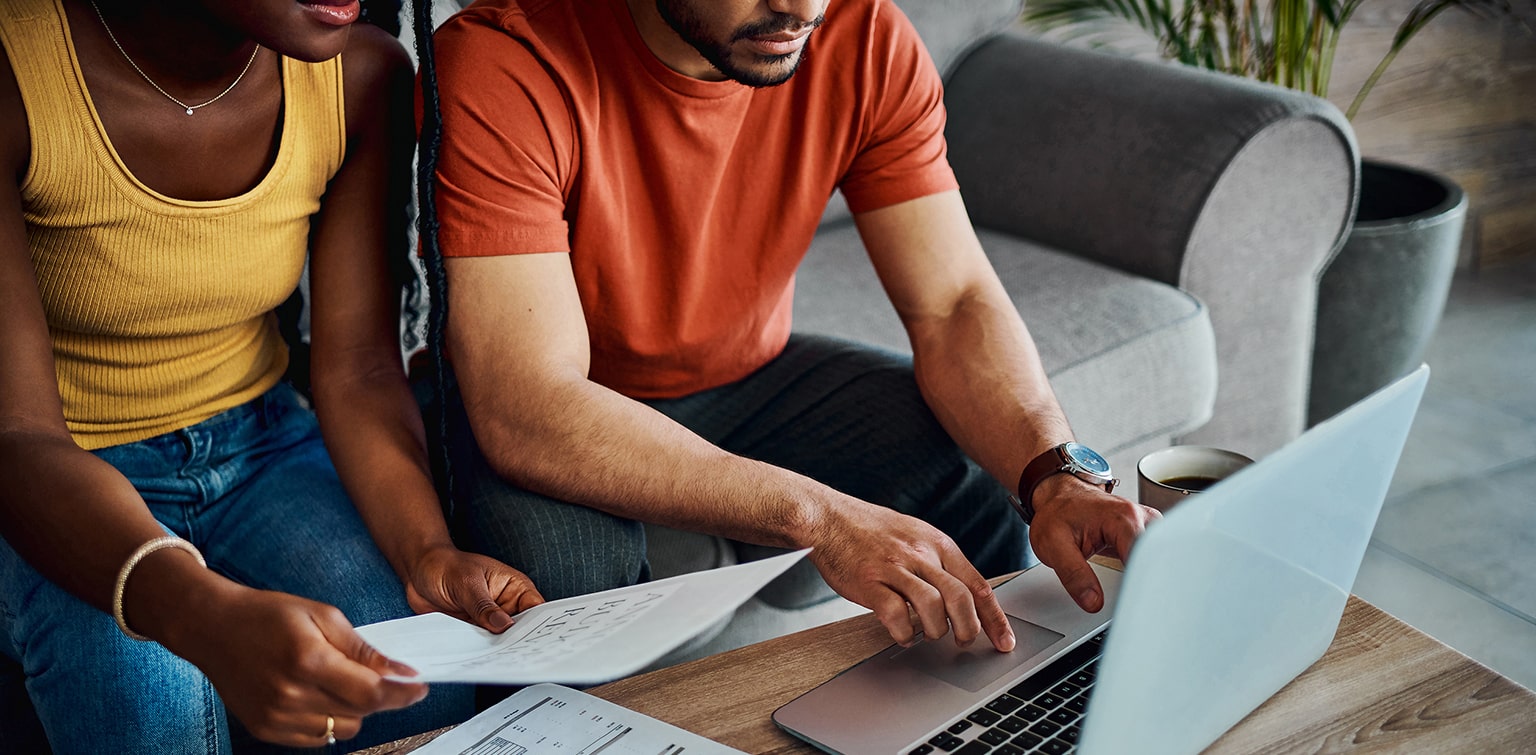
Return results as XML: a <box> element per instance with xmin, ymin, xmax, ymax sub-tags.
<box><xmin>1136</xmin><ymin>446</ymin><xmax>1254</xmax><ymax>513</ymax></box>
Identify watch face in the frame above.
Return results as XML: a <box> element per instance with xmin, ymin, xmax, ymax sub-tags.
<box><xmin>1063</xmin><ymin>442</ymin><xmax>1111</xmax><ymax>476</ymax></box>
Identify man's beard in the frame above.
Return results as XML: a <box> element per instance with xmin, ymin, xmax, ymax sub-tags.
<box><xmin>655</xmin><ymin>0</ymin><xmax>822</xmax><ymax>88</ymax></box>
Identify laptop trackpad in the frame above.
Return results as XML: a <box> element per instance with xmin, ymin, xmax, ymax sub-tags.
<box><xmin>891</xmin><ymin>616</ymin><xmax>1065</xmax><ymax>693</ymax></box>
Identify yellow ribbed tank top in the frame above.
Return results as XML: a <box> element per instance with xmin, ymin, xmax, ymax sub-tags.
<box><xmin>0</xmin><ymin>0</ymin><xmax>345</xmax><ymax>450</ymax></box>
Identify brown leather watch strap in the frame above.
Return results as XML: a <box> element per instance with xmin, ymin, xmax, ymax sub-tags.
<box><xmin>1013</xmin><ymin>443</ymin><xmax>1115</xmax><ymax>524</ymax></box>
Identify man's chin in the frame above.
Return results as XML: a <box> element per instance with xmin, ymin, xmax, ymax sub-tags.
<box><xmin>720</xmin><ymin>52</ymin><xmax>803</xmax><ymax>88</ymax></box>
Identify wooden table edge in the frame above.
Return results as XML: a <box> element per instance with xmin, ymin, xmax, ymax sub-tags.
<box><xmin>357</xmin><ymin>560</ymin><xmax>1536</xmax><ymax>754</ymax></box>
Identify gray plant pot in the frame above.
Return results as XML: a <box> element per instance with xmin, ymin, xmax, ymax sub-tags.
<box><xmin>1308</xmin><ymin>160</ymin><xmax>1467</xmax><ymax>425</ymax></box>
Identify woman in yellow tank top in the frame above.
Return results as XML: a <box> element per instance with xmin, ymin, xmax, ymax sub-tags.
<box><xmin>0</xmin><ymin>1</ymin><xmax>543</xmax><ymax>752</ymax></box>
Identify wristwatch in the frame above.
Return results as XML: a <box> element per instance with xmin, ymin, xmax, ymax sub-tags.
<box><xmin>1009</xmin><ymin>441</ymin><xmax>1117</xmax><ymax>524</ymax></box>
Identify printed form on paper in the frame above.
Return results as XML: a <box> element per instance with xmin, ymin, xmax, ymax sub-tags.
<box><xmin>357</xmin><ymin>549</ymin><xmax>811</xmax><ymax>685</ymax></box>
<box><xmin>409</xmin><ymin>683</ymin><xmax>748</xmax><ymax>755</ymax></box>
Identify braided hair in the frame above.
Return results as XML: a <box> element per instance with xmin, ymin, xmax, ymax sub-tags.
<box><xmin>409</xmin><ymin>0</ymin><xmax>456</xmax><ymax>517</ymax></box>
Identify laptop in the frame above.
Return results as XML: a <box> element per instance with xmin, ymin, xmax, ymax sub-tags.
<box><xmin>774</xmin><ymin>365</ymin><xmax>1429</xmax><ymax>755</ymax></box>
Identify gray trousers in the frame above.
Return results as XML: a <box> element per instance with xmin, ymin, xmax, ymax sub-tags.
<box><xmin>445</xmin><ymin>334</ymin><xmax>1031</xmax><ymax>601</ymax></box>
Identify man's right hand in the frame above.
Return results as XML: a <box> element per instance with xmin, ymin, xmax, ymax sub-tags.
<box><xmin>805</xmin><ymin>500</ymin><xmax>1017</xmax><ymax>653</ymax></box>
<box><xmin>169</xmin><ymin>582</ymin><xmax>428</xmax><ymax>748</ymax></box>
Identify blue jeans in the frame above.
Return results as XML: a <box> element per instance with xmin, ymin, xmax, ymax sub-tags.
<box><xmin>0</xmin><ymin>384</ymin><xmax>471</xmax><ymax>754</ymax></box>
<box><xmin>449</xmin><ymin>334</ymin><xmax>1032</xmax><ymax>602</ymax></box>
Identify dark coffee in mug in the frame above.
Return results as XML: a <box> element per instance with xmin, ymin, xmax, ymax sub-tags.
<box><xmin>1137</xmin><ymin>446</ymin><xmax>1255</xmax><ymax>512</ymax></box>
<box><xmin>1159</xmin><ymin>475</ymin><xmax>1222</xmax><ymax>492</ymax></box>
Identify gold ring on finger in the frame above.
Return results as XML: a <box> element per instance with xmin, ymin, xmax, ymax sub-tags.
<box><xmin>325</xmin><ymin>715</ymin><xmax>336</xmax><ymax>745</ymax></box>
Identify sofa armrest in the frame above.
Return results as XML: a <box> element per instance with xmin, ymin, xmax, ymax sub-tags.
<box><xmin>943</xmin><ymin>31</ymin><xmax>1358</xmax><ymax>457</ymax></box>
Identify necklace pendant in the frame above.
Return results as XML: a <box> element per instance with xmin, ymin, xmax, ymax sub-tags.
<box><xmin>90</xmin><ymin>1</ymin><xmax>260</xmax><ymax>119</ymax></box>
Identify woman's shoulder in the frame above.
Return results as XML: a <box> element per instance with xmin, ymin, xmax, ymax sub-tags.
<box><xmin>341</xmin><ymin>21</ymin><xmax>413</xmax><ymax>83</ymax></box>
<box><xmin>337</xmin><ymin>23</ymin><xmax>413</xmax><ymax>135</ymax></box>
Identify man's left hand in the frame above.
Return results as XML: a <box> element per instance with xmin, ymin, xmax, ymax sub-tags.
<box><xmin>1026</xmin><ymin>476</ymin><xmax>1160</xmax><ymax>612</ymax></box>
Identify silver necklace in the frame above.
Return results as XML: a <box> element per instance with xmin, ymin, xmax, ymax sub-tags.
<box><xmin>88</xmin><ymin>1</ymin><xmax>261</xmax><ymax>116</ymax></box>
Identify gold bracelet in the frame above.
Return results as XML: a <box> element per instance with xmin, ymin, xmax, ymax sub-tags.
<box><xmin>112</xmin><ymin>536</ymin><xmax>206</xmax><ymax>641</ymax></box>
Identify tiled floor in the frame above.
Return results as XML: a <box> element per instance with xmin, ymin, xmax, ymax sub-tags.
<box><xmin>1350</xmin><ymin>255</ymin><xmax>1536</xmax><ymax>690</ymax></box>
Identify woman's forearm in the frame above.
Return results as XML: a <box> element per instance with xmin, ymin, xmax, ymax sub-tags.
<box><xmin>310</xmin><ymin>368</ymin><xmax>456</xmax><ymax>581</ymax></box>
<box><xmin>0</xmin><ymin>430</ymin><xmax>179</xmax><ymax>610</ymax></box>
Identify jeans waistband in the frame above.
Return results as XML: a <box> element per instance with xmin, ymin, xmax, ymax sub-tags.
<box><xmin>90</xmin><ymin>382</ymin><xmax>307</xmax><ymax>462</ymax></box>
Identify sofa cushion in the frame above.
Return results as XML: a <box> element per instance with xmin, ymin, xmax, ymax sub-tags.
<box><xmin>792</xmin><ymin>223</ymin><xmax>1217</xmax><ymax>458</ymax></box>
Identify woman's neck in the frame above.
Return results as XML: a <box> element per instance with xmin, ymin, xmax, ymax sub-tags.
<box><xmin>82</xmin><ymin>0</ymin><xmax>259</xmax><ymax>89</ymax></box>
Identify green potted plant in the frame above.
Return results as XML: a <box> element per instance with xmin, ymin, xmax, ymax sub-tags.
<box><xmin>1020</xmin><ymin>0</ymin><xmax>1528</xmax><ymax>424</ymax></box>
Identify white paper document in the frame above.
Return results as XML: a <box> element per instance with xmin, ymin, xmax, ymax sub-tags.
<box><xmin>358</xmin><ymin>549</ymin><xmax>809</xmax><ymax>685</ymax></box>
<box><xmin>410</xmin><ymin>683</ymin><xmax>747</xmax><ymax>755</ymax></box>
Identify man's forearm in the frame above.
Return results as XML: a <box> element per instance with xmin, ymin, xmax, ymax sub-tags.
<box><xmin>908</xmin><ymin>283</ymin><xmax>1074</xmax><ymax>497</ymax></box>
<box><xmin>461</xmin><ymin>371</ymin><xmax>839</xmax><ymax>548</ymax></box>
<box><xmin>850</xmin><ymin>191</ymin><xmax>1072</xmax><ymax>494</ymax></box>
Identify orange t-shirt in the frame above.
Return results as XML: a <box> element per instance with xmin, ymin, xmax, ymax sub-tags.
<box><xmin>432</xmin><ymin>0</ymin><xmax>957</xmax><ymax>398</ymax></box>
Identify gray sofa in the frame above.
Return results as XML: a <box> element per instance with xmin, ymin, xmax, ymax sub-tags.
<box><xmin>644</xmin><ymin>0</ymin><xmax>1359</xmax><ymax>660</ymax></box>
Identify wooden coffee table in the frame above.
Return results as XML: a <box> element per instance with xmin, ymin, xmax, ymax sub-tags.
<box><xmin>363</xmin><ymin>571</ymin><xmax>1536</xmax><ymax>753</ymax></box>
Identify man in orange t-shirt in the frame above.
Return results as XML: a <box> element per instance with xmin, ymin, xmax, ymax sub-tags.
<box><xmin>428</xmin><ymin>0</ymin><xmax>1158</xmax><ymax>652</ymax></box>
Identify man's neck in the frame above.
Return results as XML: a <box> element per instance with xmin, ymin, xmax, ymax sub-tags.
<box><xmin>622</xmin><ymin>0</ymin><xmax>726</xmax><ymax>81</ymax></box>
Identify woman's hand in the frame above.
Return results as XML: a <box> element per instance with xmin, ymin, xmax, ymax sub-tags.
<box><xmin>169</xmin><ymin>582</ymin><xmax>429</xmax><ymax>748</ymax></box>
<box><xmin>402</xmin><ymin>544</ymin><xmax>545</xmax><ymax>633</ymax></box>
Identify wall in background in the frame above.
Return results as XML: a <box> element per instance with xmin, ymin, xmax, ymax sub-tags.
<box><xmin>1326</xmin><ymin>6</ymin><xmax>1536</xmax><ymax>269</ymax></box>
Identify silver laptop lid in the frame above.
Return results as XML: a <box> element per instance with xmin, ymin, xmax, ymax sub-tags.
<box><xmin>1079</xmin><ymin>365</ymin><xmax>1428</xmax><ymax>754</ymax></box>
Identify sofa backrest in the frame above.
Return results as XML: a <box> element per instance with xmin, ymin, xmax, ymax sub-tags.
<box><xmin>891</xmin><ymin>0</ymin><xmax>1021</xmax><ymax>79</ymax></box>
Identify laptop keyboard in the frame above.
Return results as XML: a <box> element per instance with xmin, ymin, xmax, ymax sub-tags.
<box><xmin>906</xmin><ymin>631</ymin><xmax>1106</xmax><ymax>755</ymax></box>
